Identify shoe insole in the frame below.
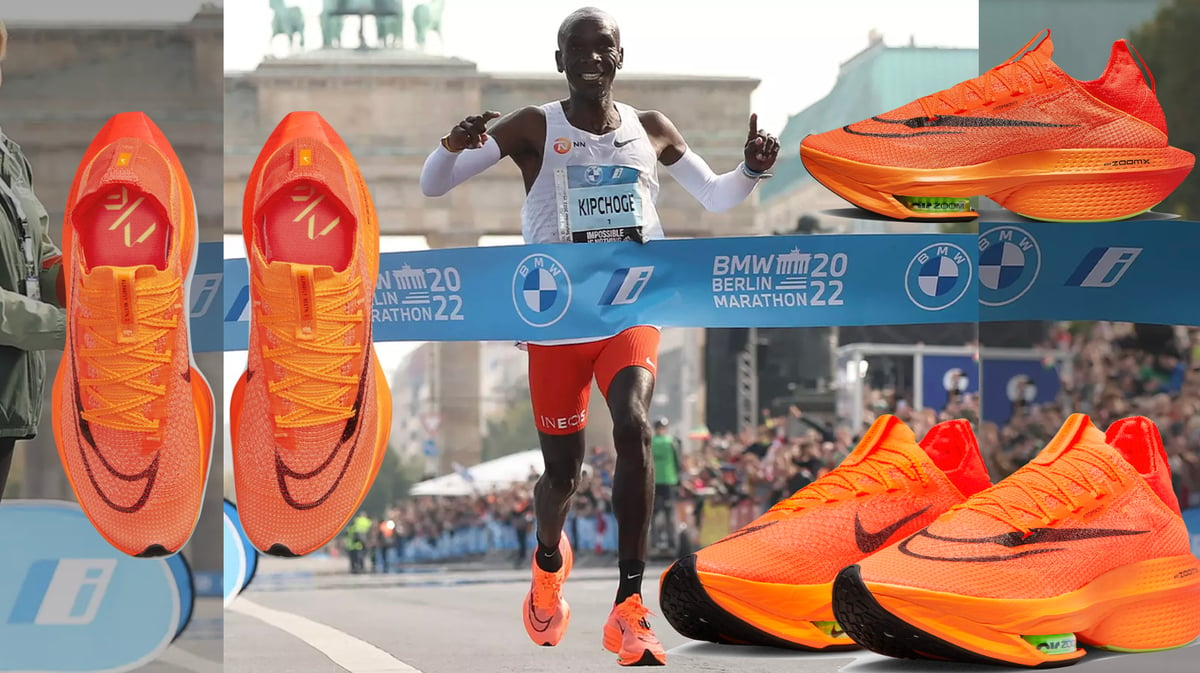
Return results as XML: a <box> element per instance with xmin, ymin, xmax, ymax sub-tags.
<box><xmin>261</xmin><ymin>181</ymin><xmax>352</xmax><ymax>271</ymax></box>
<box><xmin>78</xmin><ymin>185</ymin><xmax>168</xmax><ymax>269</ymax></box>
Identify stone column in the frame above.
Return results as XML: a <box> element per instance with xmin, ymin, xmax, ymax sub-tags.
<box><xmin>424</xmin><ymin>232</ymin><xmax>483</xmax><ymax>474</ymax></box>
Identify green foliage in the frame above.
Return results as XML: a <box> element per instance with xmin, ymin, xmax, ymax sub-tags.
<box><xmin>1131</xmin><ymin>0</ymin><xmax>1200</xmax><ymax>218</ymax></box>
<box><xmin>481</xmin><ymin>383</ymin><xmax>538</xmax><ymax>462</ymax></box>
<box><xmin>361</xmin><ymin>447</ymin><xmax>423</xmax><ymax>518</ymax></box>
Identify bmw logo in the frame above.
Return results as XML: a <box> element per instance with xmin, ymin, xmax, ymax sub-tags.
<box><xmin>978</xmin><ymin>225</ymin><xmax>1041</xmax><ymax>307</ymax></box>
<box><xmin>512</xmin><ymin>253</ymin><xmax>573</xmax><ymax>327</ymax></box>
<box><xmin>584</xmin><ymin>165</ymin><xmax>603</xmax><ymax>185</ymax></box>
<box><xmin>905</xmin><ymin>242</ymin><xmax>973</xmax><ymax>311</ymax></box>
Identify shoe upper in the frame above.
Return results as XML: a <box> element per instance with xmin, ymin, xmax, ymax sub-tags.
<box><xmin>801</xmin><ymin>32</ymin><xmax>1169</xmax><ymax>168</ymax></box>
<box><xmin>689</xmin><ymin>415</ymin><xmax>991</xmax><ymax>586</ymax></box>
<box><xmin>857</xmin><ymin>414</ymin><xmax>1193</xmax><ymax>599</ymax></box>
<box><xmin>57</xmin><ymin>114</ymin><xmax>205</xmax><ymax>554</ymax></box>
<box><xmin>234</xmin><ymin>113</ymin><xmax>384</xmax><ymax>554</ymax></box>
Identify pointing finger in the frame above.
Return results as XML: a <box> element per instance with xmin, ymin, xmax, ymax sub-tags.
<box><xmin>748</xmin><ymin>113</ymin><xmax>758</xmax><ymax>141</ymax></box>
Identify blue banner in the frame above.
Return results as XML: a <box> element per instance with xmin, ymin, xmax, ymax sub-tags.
<box><xmin>977</xmin><ymin>221</ymin><xmax>1200</xmax><ymax>326</ymax></box>
<box><xmin>221</xmin><ymin>234</ymin><xmax>979</xmax><ymax>350</ymax></box>
<box><xmin>921</xmin><ymin>355</ymin><xmax>979</xmax><ymax>413</ymax></box>
<box><xmin>980</xmin><ymin>358</ymin><xmax>1062</xmax><ymax>425</ymax></box>
<box><xmin>189</xmin><ymin>242</ymin><xmax>222</xmax><ymax>354</ymax></box>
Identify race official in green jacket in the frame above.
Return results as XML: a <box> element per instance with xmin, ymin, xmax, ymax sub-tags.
<box><xmin>0</xmin><ymin>21</ymin><xmax>68</xmax><ymax>499</ymax></box>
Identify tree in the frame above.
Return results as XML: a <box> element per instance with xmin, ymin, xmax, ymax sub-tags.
<box><xmin>1131</xmin><ymin>0</ymin><xmax>1200</xmax><ymax>218</ymax></box>
<box><xmin>481</xmin><ymin>383</ymin><xmax>538</xmax><ymax>462</ymax></box>
<box><xmin>361</xmin><ymin>446</ymin><xmax>423</xmax><ymax>518</ymax></box>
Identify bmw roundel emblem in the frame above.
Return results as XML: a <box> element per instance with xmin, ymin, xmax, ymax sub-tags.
<box><xmin>904</xmin><ymin>242</ymin><xmax>973</xmax><ymax>311</ymax></box>
<box><xmin>512</xmin><ymin>253</ymin><xmax>573</xmax><ymax>327</ymax></box>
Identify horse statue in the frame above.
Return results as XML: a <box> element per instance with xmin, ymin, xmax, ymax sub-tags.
<box><xmin>320</xmin><ymin>0</ymin><xmax>347</xmax><ymax>48</ymax></box>
<box><xmin>269</xmin><ymin>0</ymin><xmax>305</xmax><ymax>51</ymax></box>
<box><xmin>375</xmin><ymin>0</ymin><xmax>404</xmax><ymax>49</ymax></box>
<box><xmin>412</xmin><ymin>0</ymin><xmax>445</xmax><ymax>51</ymax></box>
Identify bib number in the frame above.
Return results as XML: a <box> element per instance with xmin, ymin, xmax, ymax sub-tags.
<box><xmin>555</xmin><ymin>165</ymin><xmax>645</xmax><ymax>243</ymax></box>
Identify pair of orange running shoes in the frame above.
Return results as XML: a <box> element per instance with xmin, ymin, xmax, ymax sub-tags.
<box><xmin>53</xmin><ymin>111</ymin><xmax>389</xmax><ymax>558</ymax></box>
<box><xmin>659</xmin><ymin>413</ymin><xmax>1200</xmax><ymax>668</ymax></box>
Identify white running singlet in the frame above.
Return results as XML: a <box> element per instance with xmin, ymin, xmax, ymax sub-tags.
<box><xmin>520</xmin><ymin>100</ymin><xmax>663</xmax><ymax>346</ymax></box>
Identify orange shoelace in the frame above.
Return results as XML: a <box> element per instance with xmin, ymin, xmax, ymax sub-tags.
<box><xmin>77</xmin><ymin>276</ymin><xmax>181</xmax><ymax>436</ymax></box>
<box><xmin>919</xmin><ymin>32</ymin><xmax>1052</xmax><ymax>117</ymax></box>
<box><xmin>255</xmin><ymin>274</ymin><xmax>364</xmax><ymax>430</ymax></box>
<box><xmin>531</xmin><ymin>565</ymin><xmax>565</xmax><ymax>611</ymax></box>
<box><xmin>615</xmin><ymin>596</ymin><xmax>657</xmax><ymax>637</ymax></box>
<box><xmin>956</xmin><ymin>448</ymin><xmax>1125</xmax><ymax>534</ymax></box>
<box><xmin>770</xmin><ymin>446</ymin><xmax>929</xmax><ymax>513</ymax></box>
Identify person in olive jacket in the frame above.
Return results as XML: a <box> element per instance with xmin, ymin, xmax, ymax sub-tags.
<box><xmin>0</xmin><ymin>21</ymin><xmax>67</xmax><ymax>500</ymax></box>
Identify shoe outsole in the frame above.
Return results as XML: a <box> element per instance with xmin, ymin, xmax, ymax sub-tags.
<box><xmin>660</xmin><ymin>555</ymin><xmax>832</xmax><ymax>650</ymax></box>
<box><xmin>833</xmin><ymin>565</ymin><xmax>1079</xmax><ymax>669</ymax></box>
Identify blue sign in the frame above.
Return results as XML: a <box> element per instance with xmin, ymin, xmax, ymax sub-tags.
<box><xmin>422</xmin><ymin>439</ymin><xmax>437</xmax><ymax>458</ymax></box>
<box><xmin>0</xmin><ymin>500</ymin><xmax>192</xmax><ymax>672</ymax></box>
<box><xmin>1184</xmin><ymin>507</ymin><xmax>1200</xmax><ymax>557</ymax></box>
<box><xmin>189</xmin><ymin>241</ymin><xmax>222</xmax><ymax>354</ymax></box>
<box><xmin>221</xmin><ymin>234</ymin><xmax>980</xmax><ymax>349</ymax></box>
<box><xmin>921</xmin><ymin>355</ymin><xmax>980</xmax><ymax>413</ymax></box>
<box><xmin>978</xmin><ymin>220</ymin><xmax>1200</xmax><ymax>326</ymax></box>
<box><xmin>980</xmin><ymin>358</ymin><xmax>1062</xmax><ymax>425</ymax></box>
<box><xmin>222</xmin><ymin>499</ymin><xmax>258</xmax><ymax>607</ymax></box>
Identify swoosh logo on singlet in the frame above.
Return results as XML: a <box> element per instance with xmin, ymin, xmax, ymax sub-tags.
<box><xmin>854</xmin><ymin>505</ymin><xmax>931</xmax><ymax>554</ymax></box>
<box><xmin>897</xmin><ymin>526</ymin><xmax>1149</xmax><ymax>563</ymax></box>
<box><xmin>613</xmin><ymin>137</ymin><xmax>640</xmax><ymax>148</ymax></box>
<box><xmin>71</xmin><ymin>356</ymin><xmax>159</xmax><ymax>514</ymax></box>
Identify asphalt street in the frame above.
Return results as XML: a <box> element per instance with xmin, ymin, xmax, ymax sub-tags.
<box><xmin>138</xmin><ymin>596</ymin><xmax>222</xmax><ymax>673</ymax></box>
<box><xmin>223</xmin><ymin>558</ymin><xmax>1198</xmax><ymax>673</ymax></box>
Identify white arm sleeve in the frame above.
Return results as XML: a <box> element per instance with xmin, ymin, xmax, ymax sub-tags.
<box><xmin>419</xmin><ymin>140</ymin><xmax>503</xmax><ymax>197</ymax></box>
<box><xmin>664</xmin><ymin>149</ymin><xmax>760</xmax><ymax>213</ymax></box>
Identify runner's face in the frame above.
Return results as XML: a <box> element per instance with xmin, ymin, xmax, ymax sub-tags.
<box><xmin>557</xmin><ymin>19</ymin><xmax>622</xmax><ymax>100</ymax></box>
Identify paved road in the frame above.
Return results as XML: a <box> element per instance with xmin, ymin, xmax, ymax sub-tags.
<box><xmin>138</xmin><ymin>597</ymin><xmax>222</xmax><ymax>673</ymax></box>
<box><xmin>224</xmin><ymin>560</ymin><xmax>1198</xmax><ymax>673</ymax></box>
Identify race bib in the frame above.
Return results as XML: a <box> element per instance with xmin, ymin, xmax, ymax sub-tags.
<box><xmin>555</xmin><ymin>165</ymin><xmax>644</xmax><ymax>243</ymax></box>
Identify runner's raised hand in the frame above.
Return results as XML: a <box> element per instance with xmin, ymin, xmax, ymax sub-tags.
<box><xmin>743</xmin><ymin>113</ymin><xmax>780</xmax><ymax>173</ymax></box>
<box><xmin>444</xmin><ymin>111</ymin><xmax>501</xmax><ymax>152</ymax></box>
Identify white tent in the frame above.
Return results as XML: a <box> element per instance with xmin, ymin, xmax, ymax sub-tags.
<box><xmin>409</xmin><ymin>449</ymin><xmax>545</xmax><ymax>497</ymax></box>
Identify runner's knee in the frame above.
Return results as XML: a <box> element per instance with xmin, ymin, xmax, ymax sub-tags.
<box><xmin>612</xmin><ymin>414</ymin><xmax>652</xmax><ymax>462</ymax></box>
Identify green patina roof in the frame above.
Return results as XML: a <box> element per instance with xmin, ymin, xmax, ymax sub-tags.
<box><xmin>762</xmin><ymin>43</ymin><xmax>978</xmax><ymax>202</ymax></box>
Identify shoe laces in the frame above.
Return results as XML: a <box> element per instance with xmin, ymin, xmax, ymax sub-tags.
<box><xmin>956</xmin><ymin>448</ymin><xmax>1125</xmax><ymax>534</ymax></box>
<box><xmin>531</xmin><ymin>564</ymin><xmax>564</xmax><ymax>611</ymax></box>
<box><xmin>770</xmin><ymin>447</ymin><xmax>928</xmax><ymax>513</ymax></box>
<box><xmin>255</xmin><ymin>274</ymin><xmax>364</xmax><ymax>430</ymax></box>
<box><xmin>76</xmin><ymin>275</ymin><xmax>182</xmax><ymax>437</ymax></box>
<box><xmin>615</xmin><ymin>596</ymin><xmax>657</xmax><ymax>637</ymax></box>
<box><xmin>919</xmin><ymin>34</ymin><xmax>1052</xmax><ymax>118</ymax></box>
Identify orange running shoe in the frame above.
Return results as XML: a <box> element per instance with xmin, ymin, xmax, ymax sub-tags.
<box><xmin>230</xmin><ymin>111</ymin><xmax>392</xmax><ymax>556</ymax></box>
<box><xmin>834</xmin><ymin>414</ymin><xmax>1200</xmax><ymax>668</ymax></box>
<box><xmin>800</xmin><ymin>31</ymin><xmax>1194</xmax><ymax>222</ymax></box>
<box><xmin>52</xmin><ymin>112</ymin><xmax>214</xmax><ymax>557</ymax></box>
<box><xmin>604</xmin><ymin>594</ymin><xmax>667</xmax><ymax>666</ymax></box>
<box><xmin>658</xmin><ymin>415</ymin><xmax>991</xmax><ymax>650</ymax></box>
<box><xmin>523</xmin><ymin>531</ymin><xmax>574</xmax><ymax>647</ymax></box>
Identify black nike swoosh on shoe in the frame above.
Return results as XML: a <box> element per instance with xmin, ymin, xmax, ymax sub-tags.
<box><xmin>71</xmin><ymin>357</ymin><xmax>158</xmax><ymax>514</ymax></box>
<box><xmin>842</xmin><ymin>114</ymin><xmax>1077</xmax><ymax>138</ymax></box>
<box><xmin>272</xmin><ymin>349</ymin><xmax>371</xmax><ymax>511</ymax></box>
<box><xmin>527</xmin><ymin>599</ymin><xmax>554</xmax><ymax>631</ymax></box>
<box><xmin>855</xmin><ymin>505</ymin><xmax>932</xmax><ymax>554</ymax></box>
<box><xmin>707</xmin><ymin>521</ymin><xmax>778</xmax><ymax>547</ymax></box>
<box><xmin>897</xmin><ymin>526</ymin><xmax>1150</xmax><ymax>563</ymax></box>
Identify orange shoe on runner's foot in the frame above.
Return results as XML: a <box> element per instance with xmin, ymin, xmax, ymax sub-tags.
<box><xmin>523</xmin><ymin>531</ymin><xmax>574</xmax><ymax>646</ymax></box>
<box><xmin>604</xmin><ymin>594</ymin><xmax>667</xmax><ymax>666</ymax></box>
<box><xmin>658</xmin><ymin>415</ymin><xmax>991</xmax><ymax>650</ymax></box>
<box><xmin>799</xmin><ymin>31</ymin><xmax>1194</xmax><ymax>222</ymax></box>
<box><xmin>52</xmin><ymin>111</ymin><xmax>214</xmax><ymax>557</ymax></box>
<box><xmin>231</xmin><ymin>111</ymin><xmax>392</xmax><ymax>557</ymax></box>
<box><xmin>833</xmin><ymin>414</ymin><xmax>1200</xmax><ymax>668</ymax></box>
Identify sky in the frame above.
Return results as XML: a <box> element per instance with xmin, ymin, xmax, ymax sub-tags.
<box><xmin>224</xmin><ymin>0</ymin><xmax>979</xmax><ymax>135</ymax></box>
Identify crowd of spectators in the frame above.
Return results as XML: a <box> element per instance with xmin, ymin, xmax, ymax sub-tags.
<box><xmin>347</xmin><ymin>322</ymin><xmax>1200</xmax><ymax>569</ymax></box>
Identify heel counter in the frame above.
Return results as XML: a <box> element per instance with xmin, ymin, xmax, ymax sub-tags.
<box><xmin>1078</xmin><ymin>39</ymin><xmax>1168</xmax><ymax>136</ymax></box>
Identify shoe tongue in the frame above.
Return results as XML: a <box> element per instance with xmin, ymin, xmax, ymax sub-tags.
<box><xmin>260</xmin><ymin>260</ymin><xmax>343</xmax><ymax>341</ymax></box>
<box><xmin>75</xmin><ymin>139</ymin><xmax>172</xmax><ymax>219</ymax></box>
<box><xmin>252</xmin><ymin>138</ymin><xmax>355</xmax><ymax>227</ymax></box>
<box><xmin>1031</xmin><ymin>413</ymin><xmax>1110</xmax><ymax>465</ymax></box>
<box><xmin>840</xmin><ymin>415</ymin><xmax>918</xmax><ymax>467</ymax></box>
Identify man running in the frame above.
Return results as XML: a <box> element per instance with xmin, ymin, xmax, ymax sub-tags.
<box><xmin>420</xmin><ymin>6</ymin><xmax>778</xmax><ymax>665</ymax></box>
